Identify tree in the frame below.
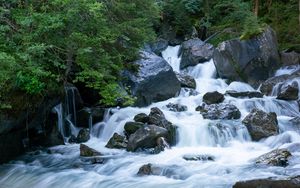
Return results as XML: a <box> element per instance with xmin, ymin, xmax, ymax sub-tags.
<box><xmin>254</xmin><ymin>0</ymin><xmax>259</xmax><ymax>16</ymax></box>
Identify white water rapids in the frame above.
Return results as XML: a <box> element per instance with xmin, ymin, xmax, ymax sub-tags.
<box><xmin>1</xmin><ymin>46</ymin><xmax>300</xmax><ymax>188</ymax></box>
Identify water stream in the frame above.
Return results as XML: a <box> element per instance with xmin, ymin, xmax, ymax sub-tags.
<box><xmin>1</xmin><ymin>46</ymin><xmax>300</xmax><ymax>188</ymax></box>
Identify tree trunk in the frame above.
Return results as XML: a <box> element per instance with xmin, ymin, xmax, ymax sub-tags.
<box><xmin>299</xmin><ymin>0</ymin><xmax>300</xmax><ymax>29</ymax></box>
<box><xmin>254</xmin><ymin>0</ymin><xmax>259</xmax><ymax>16</ymax></box>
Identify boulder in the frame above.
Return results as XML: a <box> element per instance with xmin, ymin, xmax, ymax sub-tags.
<box><xmin>175</xmin><ymin>72</ymin><xmax>196</xmax><ymax>89</ymax></box>
<box><xmin>122</xmin><ymin>51</ymin><xmax>181</xmax><ymax>107</ymax></box>
<box><xmin>76</xmin><ymin>128</ymin><xmax>90</xmax><ymax>143</ymax></box>
<box><xmin>137</xmin><ymin>163</ymin><xmax>189</xmax><ymax>180</ymax></box>
<box><xmin>225</xmin><ymin>90</ymin><xmax>264</xmax><ymax>98</ymax></box>
<box><xmin>166</xmin><ymin>103</ymin><xmax>188</xmax><ymax>112</ymax></box>
<box><xmin>149</xmin><ymin>39</ymin><xmax>169</xmax><ymax>56</ymax></box>
<box><xmin>242</xmin><ymin>108</ymin><xmax>279</xmax><ymax>141</ymax></box>
<box><xmin>106</xmin><ymin>133</ymin><xmax>128</xmax><ymax>149</ymax></box>
<box><xmin>80</xmin><ymin>144</ymin><xmax>102</xmax><ymax>157</ymax></box>
<box><xmin>148</xmin><ymin>107</ymin><xmax>177</xmax><ymax>145</ymax></box>
<box><xmin>183</xmin><ymin>154</ymin><xmax>215</xmax><ymax>161</ymax></box>
<box><xmin>213</xmin><ymin>27</ymin><xmax>281</xmax><ymax>87</ymax></box>
<box><xmin>203</xmin><ymin>91</ymin><xmax>225</xmax><ymax>105</ymax></box>
<box><xmin>127</xmin><ymin>124</ymin><xmax>168</xmax><ymax>152</ymax></box>
<box><xmin>124</xmin><ymin>121</ymin><xmax>144</xmax><ymax>135</ymax></box>
<box><xmin>180</xmin><ymin>38</ymin><xmax>214</xmax><ymax>69</ymax></box>
<box><xmin>149</xmin><ymin>137</ymin><xmax>170</xmax><ymax>154</ymax></box>
<box><xmin>255</xmin><ymin>148</ymin><xmax>292</xmax><ymax>167</ymax></box>
<box><xmin>196</xmin><ymin>104</ymin><xmax>241</xmax><ymax>120</ymax></box>
<box><xmin>277</xmin><ymin>82</ymin><xmax>299</xmax><ymax>101</ymax></box>
<box><xmin>280</xmin><ymin>51</ymin><xmax>300</xmax><ymax>66</ymax></box>
<box><xmin>260</xmin><ymin>69</ymin><xmax>300</xmax><ymax>95</ymax></box>
<box><xmin>233</xmin><ymin>176</ymin><xmax>300</xmax><ymax>188</ymax></box>
<box><xmin>133</xmin><ymin>113</ymin><xmax>149</xmax><ymax>123</ymax></box>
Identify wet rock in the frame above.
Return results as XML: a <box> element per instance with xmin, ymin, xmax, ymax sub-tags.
<box><xmin>225</xmin><ymin>90</ymin><xmax>264</xmax><ymax>98</ymax></box>
<box><xmin>127</xmin><ymin>124</ymin><xmax>168</xmax><ymax>152</ymax></box>
<box><xmin>68</xmin><ymin>135</ymin><xmax>77</xmax><ymax>143</ymax></box>
<box><xmin>213</xmin><ymin>27</ymin><xmax>281</xmax><ymax>87</ymax></box>
<box><xmin>122</xmin><ymin>51</ymin><xmax>181</xmax><ymax>107</ymax></box>
<box><xmin>106</xmin><ymin>133</ymin><xmax>128</xmax><ymax>149</ymax></box>
<box><xmin>180</xmin><ymin>38</ymin><xmax>214</xmax><ymax>69</ymax></box>
<box><xmin>150</xmin><ymin>137</ymin><xmax>170</xmax><ymax>154</ymax></box>
<box><xmin>197</xmin><ymin>103</ymin><xmax>241</xmax><ymax>120</ymax></box>
<box><xmin>280</xmin><ymin>51</ymin><xmax>300</xmax><ymax>66</ymax></box>
<box><xmin>166</xmin><ymin>103</ymin><xmax>188</xmax><ymax>112</ymax></box>
<box><xmin>183</xmin><ymin>154</ymin><xmax>215</xmax><ymax>161</ymax></box>
<box><xmin>256</xmin><ymin>148</ymin><xmax>291</xmax><ymax>167</ymax></box>
<box><xmin>233</xmin><ymin>176</ymin><xmax>300</xmax><ymax>188</ymax></box>
<box><xmin>80</xmin><ymin>144</ymin><xmax>102</xmax><ymax>157</ymax></box>
<box><xmin>181</xmin><ymin>88</ymin><xmax>199</xmax><ymax>96</ymax></box>
<box><xmin>148</xmin><ymin>107</ymin><xmax>177</xmax><ymax>145</ymax></box>
<box><xmin>260</xmin><ymin>69</ymin><xmax>300</xmax><ymax>95</ymax></box>
<box><xmin>124</xmin><ymin>122</ymin><xmax>144</xmax><ymax>135</ymax></box>
<box><xmin>277</xmin><ymin>82</ymin><xmax>299</xmax><ymax>101</ymax></box>
<box><xmin>81</xmin><ymin>156</ymin><xmax>105</xmax><ymax>164</ymax></box>
<box><xmin>175</xmin><ymin>72</ymin><xmax>196</xmax><ymax>89</ymax></box>
<box><xmin>137</xmin><ymin>163</ymin><xmax>190</xmax><ymax>180</ymax></box>
<box><xmin>133</xmin><ymin>113</ymin><xmax>149</xmax><ymax>123</ymax></box>
<box><xmin>203</xmin><ymin>91</ymin><xmax>225</xmax><ymax>105</ymax></box>
<box><xmin>137</xmin><ymin>163</ymin><xmax>159</xmax><ymax>176</ymax></box>
<box><xmin>76</xmin><ymin>128</ymin><xmax>90</xmax><ymax>143</ymax></box>
<box><xmin>149</xmin><ymin>38</ymin><xmax>169</xmax><ymax>56</ymax></box>
<box><xmin>242</xmin><ymin>108</ymin><xmax>279</xmax><ymax>141</ymax></box>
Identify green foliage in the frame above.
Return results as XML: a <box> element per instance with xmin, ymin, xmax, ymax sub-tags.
<box><xmin>240</xmin><ymin>15</ymin><xmax>264</xmax><ymax>40</ymax></box>
<box><xmin>0</xmin><ymin>0</ymin><xmax>159</xmax><ymax>108</ymax></box>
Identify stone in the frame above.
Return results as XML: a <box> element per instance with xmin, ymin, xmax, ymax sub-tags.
<box><xmin>124</xmin><ymin>121</ymin><xmax>144</xmax><ymax>135</ymax></box>
<box><xmin>166</xmin><ymin>103</ymin><xmax>188</xmax><ymax>112</ymax></box>
<box><xmin>280</xmin><ymin>51</ymin><xmax>300</xmax><ymax>66</ymax></box>
<box><xmin>122</xmin><ymin>51</ymin><xmax>181</xmax><ymax>107</ymax></box>
<box><xmin>80</xmin><ymin>144</ymin><xmax>102</xmax><ymax>157</ymax></box>
<box><xmin>175</xmin><ymin>72</ymin><xmax>196</xmax><ymax>89</ymax></box>
<box><xmin>277</xmin><ymin>82</ymin><xmax>299</xmax><ymax>101</ymax></box>
<box><xmin>197</xmin><ymin>103</ymin><xmax>241</xmax><ymax>120</ymax></box>
<box><xmin>242</xmin><ymin>108</ymin><xmax>279</xmax><ymax>141</ymax></box>
<box><xmin>106</xmin><ymin>133</ymin><xmax>128</xmax><ymax>149</ymax></box>
<box><xmin>203</xmin><ymin>91</ymin><xmax>225</xmax><ymax>105</ymax></box>
<box><xmin>213</xmin><ymin>27</ymin><xmax>281</xmax><ymax>87</ymax></box>
<box><xmin>127</xmin><ymin>124</ymin><xmax>168</xmax><ymax>152</ymax></box>
<box><xmin>148</xmin><ymin>107</ymin><xmax>177</xmax><ymax>145</ymax></box>
<box><xmin>233</xmin><ymin>176</ymin><xmax>300</xmax><ymax>188</ymax></box>
<box><xmin>133</xmin><ymin>113</ymin><xmax>149</xmax><ymax>123</ymax></box>
<box><xmin>183</xmin><ymin>154</ymin><xmax>215</xmax><ymax>161</ymax></box>
<box><xmin>260</xmin><ymin>69</ymin><xmax>300</xmax><ymax>95</ymax></box>
<box><xmin>225</xmin><ymin>90</ymin><xmax>264</xmax><ymax>98</ymax></box>
<box><xmin>76</xmin><ymin>128</ymin><xmax>90</xmax><ymax>143</ymax></box>
<box><xmin>255</xmin><ymin>148</ymin><xmax>292</xmax><ymax>167</ymax></box>
<box><xmin>180</xmin><ymin>38</ymin><xmax>214</xmax><ymax>69</ymax></box>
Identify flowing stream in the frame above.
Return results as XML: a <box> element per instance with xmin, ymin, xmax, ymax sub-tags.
<box><xmin>1</xmin><ymin>46</ymin><xmax>300</xmax><ymax>188</ymax></box>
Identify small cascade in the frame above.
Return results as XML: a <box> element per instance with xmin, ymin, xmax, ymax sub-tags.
<box><xmin>64</xmin><ymin>86</ymin><xmax>77</xmax><ymax>127</ymax></box>
<box><xmin>52</xmin><ymin>103</ymin><xmax>66</xmax><ymax>140</ymax></box>
<box><xmin>161</xmin><ymin>45</ymin><xmax>181</xmax><ymax>72</ymax></box>
<box><xmin>275</xmin><ymin>65</ymin><xmax>300</xmax><ymax>76</ymax></box>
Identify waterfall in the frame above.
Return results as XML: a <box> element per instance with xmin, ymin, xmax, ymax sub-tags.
<box><xmin>3</xmin><ymin>46</ymin><xmax>300</xmax><ymax>188</ymax></box>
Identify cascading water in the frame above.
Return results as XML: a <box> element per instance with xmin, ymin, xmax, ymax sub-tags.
<box><xmin>1</xmin><ymin>46</ymin><xmax>300</xmax><ymax>188</ymax></box>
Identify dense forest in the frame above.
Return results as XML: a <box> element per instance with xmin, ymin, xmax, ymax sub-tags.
<box><xmin>0</xmin><ymin>0</ymin><xmax>299</xmax><ymax>111</ymax></box>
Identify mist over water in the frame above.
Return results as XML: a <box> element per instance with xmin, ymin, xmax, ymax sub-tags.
<box><xmin>1</xmin><ymin>46</ymin><xmax>300</xmax><ymax>188</ymax></box>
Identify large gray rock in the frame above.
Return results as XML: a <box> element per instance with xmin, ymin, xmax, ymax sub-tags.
<box><xmin>123</xmin><ymin>51</ymin><xmax>181</xmax><ymax>107</ymax></box>
<box><xmin>148</xmin><ymin>107</ymin><xmax>177</xmax><ymax>145</ymax></box>
<box><xmin>76</xmin><ymin>128</ymin><xmax>90</xmax><ymax>143</ymax></box>
<box><xmin>280</xmin><ymin>51</ymin><xmax>300</xmax><ymax>66</ymax></box>
<box><xmin>225</xmin><ymin>90</ymin><xmax>264</xmax><ymax>98</ymax></box>
<box><xmin>80</xmin><ymin>144</ymin><xmax>102</xmax><ymax>157</ymax></box>
<box><xmin>124</xmin><ymin>122</ymin><xmax>144</xmax><ymax>135</ymax></box>
<box><xmin>180</xmin><ymin>38</ymin><xmax>214</xmax><ymax>69</ymax></box>
<box><xmin>242</xmin><ymin>108</ymin><xmax>279</xmax><ymax>141</ymax></box>
<box><xmin>255</xmin><ymin>148</ymin><xmax>292</xmax><ymax>167</ymax></box>
<box><xmin>233</xmin><ymin>176</ymin><xmax>300</xmax><ymax>188</ymax></box>
<box><xmin>203</xmin><ymin>91</ymin><xmax>224</xmax><ymax>105</ymax></box>
<box><xmin>260</xmin><ymin>70</ymin><xmax>300</xmax><ymax>95</ymax></box>
<box><xmin>213</xmin><ymin>27</ymin><xmax>281</xmax><ymax>87</ymax></box>
<box><xmin>106</xmin><ymin>133</ymin><xmax>128</xmax><ymax>149</ymax></box>
<box><xmin>196</xmin><ymin>103</ymin><xmax>241</xmax><ymax>120</ymax></box>
<box><xmin>175</xmin><ymin>72</ymin><xmax>196</xmax><ymax>89</ymax></box>
<box><xmin>127</xmin><ymin>124</ymin><xmax>168</xmax><ymax>152</ymax></box>
<box><xmin>277</xmin><ymin>82</ymin><xmax>299</xmax><ymax>101</ymax></box>
<box><xmin>133</xmin><ymin>113</ymin><xmax>149</xmax><ymax>123</ymax></box>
